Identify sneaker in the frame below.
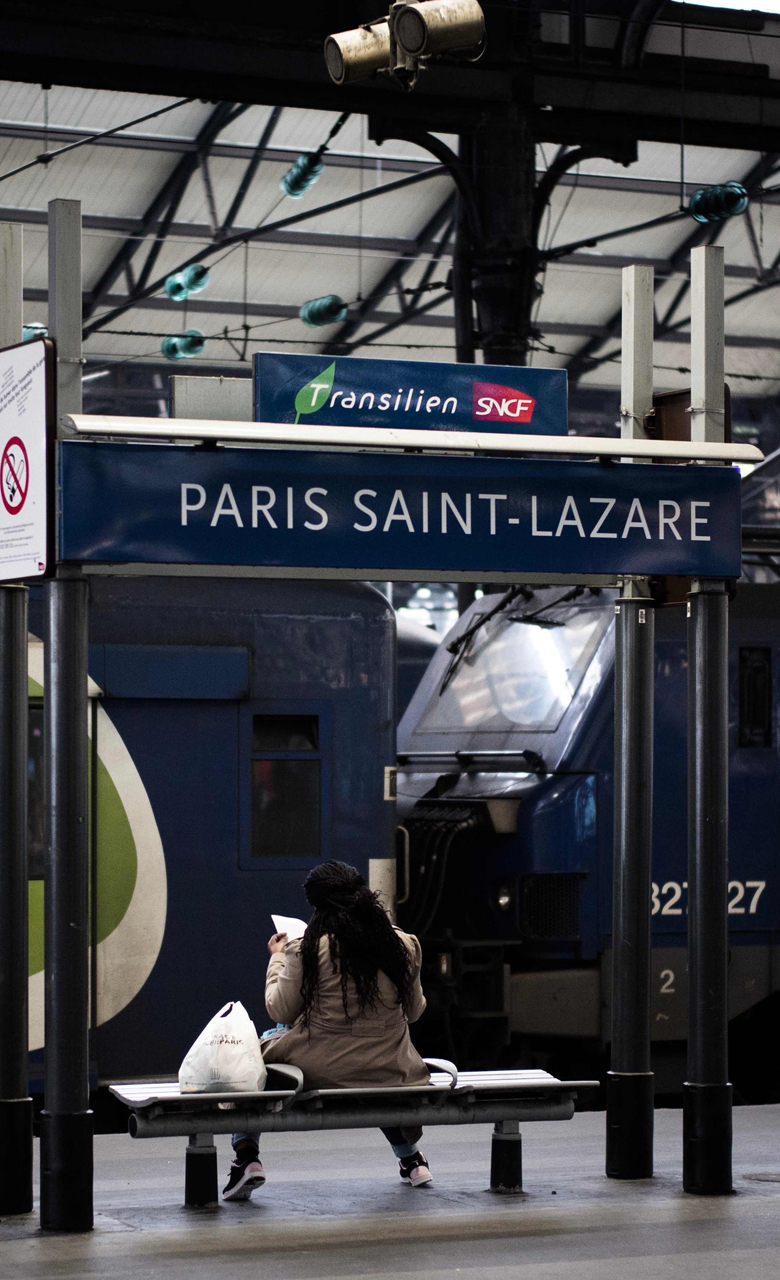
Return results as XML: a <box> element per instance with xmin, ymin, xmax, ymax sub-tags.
<box><xmin>222</xmin><ymin>1156</ymin><xmax>265</xmax><ymax>1201</ymax></box>
<box><xmin>399</xmin><ymin>1151</ymin><xmax>433</xmax><ymax>1188</ymax></box>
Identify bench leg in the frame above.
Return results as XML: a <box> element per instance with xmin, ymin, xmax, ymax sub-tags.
<box><xmin>185</xmin><ymin>1132</ymin><xmax>218</xmax><ymax>1208</ymax></box>
<box><xmin>490</xmin><ymin>1120</ymin><xmax>523</xmax><ymax>1194</ymax></box>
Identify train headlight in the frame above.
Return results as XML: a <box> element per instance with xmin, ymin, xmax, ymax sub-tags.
<box><xmin>394</xmin><ymin>0</ymin><xmax>485</xmax><ymax>58</ymax></box>
<box><xmin>496</xmin><ymin>884</ymin><xmax>512</xmax><ymax>912</ymax></box>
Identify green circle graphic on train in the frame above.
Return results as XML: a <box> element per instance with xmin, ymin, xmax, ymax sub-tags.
<box><xmin>27</xmin><ymin>641</ymin><xmax>167</xmax><ymax>1050</ymax></box>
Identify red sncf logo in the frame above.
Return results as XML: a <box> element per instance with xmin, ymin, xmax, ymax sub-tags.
<box><xmin>472</xmin><ymin>381</ymin><xmax>536</xmax><ymax>423</ymax></box>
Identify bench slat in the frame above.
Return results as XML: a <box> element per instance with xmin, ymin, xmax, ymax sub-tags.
<box><xmin>110</xmin><ymin>1067</ymin><xmax>599</xmax><ymax>1112</ymax></box>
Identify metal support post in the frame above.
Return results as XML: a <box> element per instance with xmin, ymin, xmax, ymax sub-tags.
<box><xmin>607</xmin><ymin>262</ymin><xmax>655</xmax><ymax>1180</ymax></box>
<box><xmin>47</xmin><ymin>200</ymin><xmax>82</xmax><ymax>416</ymax></box>
<box><xmin>607</xmin><ymin>584</ymin><xmax>655</xmax><ymax>1178</ymax></box>
<box><xmin>0</xmin><ymin>223</ymin><xmax>23</xmax><ymax>349</ymax></box>
<box><xmin>489</xmin><ymin>1120</ymin><xmax>522</xmax><ymax>1193</ymax></box>
<box><xmin>619</xmin><ymin>264</ymin><xmax>654</xmax><ymax>444</ymax></box>
<box><xmin>40</xmin><ymin>197</ymin><xmax>92</xmax><ymax>1232</ymax></box>
<box><xmin>185</xmin><ymin>1133</ymin><xmax>219</xmax><ymax>1207</ymax></box>
<box><xmin>684</xmin><ymin>242</ymin><xmax>731</xmax><ymax>1196</ymax></box>
<box><xmin>0</xmin><ymin>587</ymin><xmax>32</xmax><ymax>1215</ymax></box>
<box><xmin>40</xmin><ymin>573</ymin><xmax>92</xmax><ymax>1230</ymax></box>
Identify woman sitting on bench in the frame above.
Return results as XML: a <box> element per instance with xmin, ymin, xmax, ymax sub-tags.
<box><xmin>223</xmin><ymin>859</ymin><xmax>432</xmax><ymax>1201</ymax></box>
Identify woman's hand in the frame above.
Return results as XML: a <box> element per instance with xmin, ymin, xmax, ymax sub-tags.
<box><xmin>268</xmin><ymin>931</ymin><xmax>288</xmax><ymax>955</ymax></box>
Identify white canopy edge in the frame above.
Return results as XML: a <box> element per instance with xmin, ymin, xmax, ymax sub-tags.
<box><xmin>60</xmin><ymin>415</ymin><xmax>763</xmax><ymax>465</ymax></box>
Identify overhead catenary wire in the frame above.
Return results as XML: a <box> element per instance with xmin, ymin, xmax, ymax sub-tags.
<box><xmin>0</xmin><ymin>96</ymin><xmax>197</xmax><ymax>186</ymax></box>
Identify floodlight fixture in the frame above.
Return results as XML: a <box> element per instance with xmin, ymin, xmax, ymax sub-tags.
<box><xmin>394</xmin><ymin>0</ymin><xmax>485</xmax><ymax>58</ymax></box>
<box><xmin>325</xmin><ymin>21</ymin><xmax>391</xmax><ymax>85</ymax></box>
<box><xmin>324</xmin><ymin>0</ymin><xmax>485</xmax><ymax>90</ymax></box>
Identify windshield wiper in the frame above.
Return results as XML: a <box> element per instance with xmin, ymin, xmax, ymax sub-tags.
<box><xmin>439</xmin><ymin>585</ymin><xmax>534</xmax><ymax>694</ymax></box>
<box><xmin>505</xmin><ymin>585</ymin><xmax>589</xmax><ymax>628</ymax></box>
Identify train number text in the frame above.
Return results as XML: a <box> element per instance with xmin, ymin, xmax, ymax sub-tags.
<box><xmin>651</xmin><ymin>880</ymin><xmax>765</xmax><ymax>916</ymax></box>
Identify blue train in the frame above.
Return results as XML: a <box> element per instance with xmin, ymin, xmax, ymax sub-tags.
<box><xmin>25</xmin><ymin>577</ymin><xmax>437</xmax><ymax>1095</ymax></box>
<box><xmin>396</xmin><ymin>473</ymin><xmax>780</xmax><ymax>1096</ymax></box>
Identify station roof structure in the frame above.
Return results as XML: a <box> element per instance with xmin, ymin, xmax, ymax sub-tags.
<box><xmin>2</xmin><ymin>3</ymin><xmax>780</xmax><ymax>438</ymax></box>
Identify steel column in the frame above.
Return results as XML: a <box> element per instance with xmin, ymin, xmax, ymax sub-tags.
<box><xmin>683</xmin><ymin>245</ymin><xmax>731</xmax><ymax>1195</ymax></box>
<box><xmin>40</xmin><ymin>574</ymin><xmax>92</xmax><ymax>1230</ymax></box>
<box><xmin>607</xmin><ymin>261</ymin><xmax>655</xmax><ymax>1179</ymax></box>
<box><xmin>0</xmin><ymin>586</ymin><xmax>32</xmax><ymax>1215</ymax></box>
<box><xmin>607</xmin><ymin>592</ymin><xmax>655</xmax><ymax>1178</ymax></box>
<box><xmin>684</xmin><ymin>583</ymin><xmax>732</xmax><ymax>1193</ymax></box>
<box><xmin>41</xmin><ymin>197</ymin><xmax>92</xmax><ymax>1232</ymax></box>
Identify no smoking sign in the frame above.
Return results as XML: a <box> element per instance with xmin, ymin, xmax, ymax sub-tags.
<box><xmin>2</xmin><ymin>437</ymin><xmax>29</xmax><ymax>514</ymax></box>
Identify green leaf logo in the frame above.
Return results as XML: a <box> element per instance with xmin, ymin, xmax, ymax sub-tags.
<box><xmin>294</xmin><ymin>362</ymin><xmax>335</xmax><ymax>424</ymax></box>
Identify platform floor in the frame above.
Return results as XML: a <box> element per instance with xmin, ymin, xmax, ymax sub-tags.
<box><xmin>1</xmin><ymin>1106</ymin><xmax>779</xmax><ymax>1278</ymax></box>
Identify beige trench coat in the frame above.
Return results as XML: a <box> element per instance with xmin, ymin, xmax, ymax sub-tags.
<box><xmin>261</xmin><ymin>929</ymin><xmax>429</xmax><ymax>1089</ymax></box>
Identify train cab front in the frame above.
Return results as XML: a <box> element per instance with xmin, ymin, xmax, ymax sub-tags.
<box><xmin>396</xmin><ymin>585</ymin><xmax>616</xmax><ymax>1067</ymax></box>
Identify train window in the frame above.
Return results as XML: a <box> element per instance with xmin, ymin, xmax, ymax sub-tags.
<box><xmin>251</xmin><ymin>760</ymin><xmax>320</xmax><ymax>859</ymax></box>
<box><xmin>252</xmin><ymin>715</ymin><xmax>319</xmax><ymax>752</ymax></box>
<box><xmin>739</xmin><ymin>647</ymin><xmax>773</xmax><ymax>748</ymax></box>
<box><xmin>28</xmin><ymin>703</ymin><xmax>44</xmax><ymax>879</ymax></box>
<box><xmin>248</xmin><ymin>712</ymin><xmax>324</xmax><ymax>861</ymax></box>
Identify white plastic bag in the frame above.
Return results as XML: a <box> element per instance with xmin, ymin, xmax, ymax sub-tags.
<box><xmin>178</xmin><ymin>1001</ymin><xmax>267</xmax><ymax>1094</ymax></box>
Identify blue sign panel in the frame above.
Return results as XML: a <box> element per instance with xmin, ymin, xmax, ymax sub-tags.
<box><xmin>254</xmin><ymin>353</ymin><xmax>567</xmax><ymax>436</ymax></box>
<box><xmin>59</xmin><ymin>442</ymin><xmax>741</xmax><ymax>579</ymax></box>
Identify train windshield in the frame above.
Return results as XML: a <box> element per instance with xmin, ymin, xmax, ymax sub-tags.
<box><xmin>416</xmin><ymin>590</ymin><xmax>612</xmax><ymax>734</ymax></box>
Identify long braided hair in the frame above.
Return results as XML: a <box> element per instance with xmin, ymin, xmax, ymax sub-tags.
<box><xmin>299</xmin><ymin>861</ymin><xmax>414</xmax><ymax>1027</ymax></box>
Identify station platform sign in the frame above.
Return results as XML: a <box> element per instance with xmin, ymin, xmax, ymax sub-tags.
<box><xmin>0</xmin><ymin>337</ymin><xmax>55</xmax><ymax>582</ymax></box>
<box><xmin>255</xmin><ymin>353</ymin><xmax>567</xmax><ymax>437</ymax></box>
<box><xmin>58</xmin><ymin>441</ymin><xmax>741</xmax><ymax>580</ymax></box>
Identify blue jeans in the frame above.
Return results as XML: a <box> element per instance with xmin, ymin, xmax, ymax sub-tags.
<box><xmin>232</xmin><ymin>1124</ymin><xmax>422</xmax><ymax>1160</ymax></box>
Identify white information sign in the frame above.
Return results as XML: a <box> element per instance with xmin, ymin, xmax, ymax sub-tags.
<box><xmin>0</xmin><ymin>338</ymin><xmax>53</xmax><ymax>581</ymax></box>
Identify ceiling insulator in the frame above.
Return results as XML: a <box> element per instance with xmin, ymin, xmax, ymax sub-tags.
<box><xmin>689</xmin><ymin>182</ymin><xmax>749</xmax><ymax>224</ymax></box>
<box><xmin>22</xmin><ymin>322</ymin><xmax>48</xmax><ymax>342</ymax></box>
<box><xmin>281</xmin><ymin>153</ymin><xmax>325</xmax><ymax>199</ymax></box>
<box><xmin>299</xmin><ymin>295</ymin><xmax>348</xmax><ymax>326</ymax></box>
<box><xmin>164</xmin><ymin>263</ymin><xmax>211</xmax><ymax>302</ymax></box>
<box><xmin>161</xmin><ymin>329</ymin><xmax>206</xmax><ymax>360</ymax></box>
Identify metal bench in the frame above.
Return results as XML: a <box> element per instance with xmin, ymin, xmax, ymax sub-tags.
<box><xmin>110</xmin><ymin>1059</ymin><xmax>598</xmax><ymax>1206</ymax></box>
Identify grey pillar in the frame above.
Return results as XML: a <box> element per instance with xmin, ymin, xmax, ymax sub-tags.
<box><xmin>47</xmin><ymin>199</ymin><xmax>82</xmax><ymax>417</ymax></box>
<box><xmin>0</xmin><ymin>586</ymin><xmax>33</xmax><ymax>1215</ymax></box>
<box><xmin>606</xmin><ymin>590</ymin><xmax>655</xmax><ymax>1179</ymax></box>
<box><xmin>40</xmin><ymin>198</ymin><xmax>92</xmax><ymax>1232</ymax></box>
<box><xmin>684</xmin><ymin>582</ymin><xmax>732</xmax><ymax>1194</ymax></box>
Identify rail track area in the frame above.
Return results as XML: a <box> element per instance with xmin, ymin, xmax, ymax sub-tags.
<box><xmin>1</xmin><ymin>1107</ymin><xmax>779</xmax><ymax>1278</ymax></box>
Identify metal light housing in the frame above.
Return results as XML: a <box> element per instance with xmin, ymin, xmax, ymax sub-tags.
<box><xmin>394</xmin><ymin>0</ymin><xmax>485</xmax><ymax>57</ymax></box>
<box><xmin>324</xmin><ymin>21</ymin><xmax>391</xmax><ymax>85</ymax></box>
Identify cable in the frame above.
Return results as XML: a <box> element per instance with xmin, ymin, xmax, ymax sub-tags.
<box><xmin>0</xmin><ymin>97</ymin><xmax>197</xmax><ymax>186</ymax></box>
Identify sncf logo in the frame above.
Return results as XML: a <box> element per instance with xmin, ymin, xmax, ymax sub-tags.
<box><xmin>472</xmin><ymin>381</ymin><xmax>536</xmax><ymax>424</ymax></box>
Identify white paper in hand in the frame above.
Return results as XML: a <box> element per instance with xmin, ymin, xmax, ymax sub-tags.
<box><xmin>271</xmin><ymin>914</ymin><xmax>307</xmax><ymax>941</ymax></box>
